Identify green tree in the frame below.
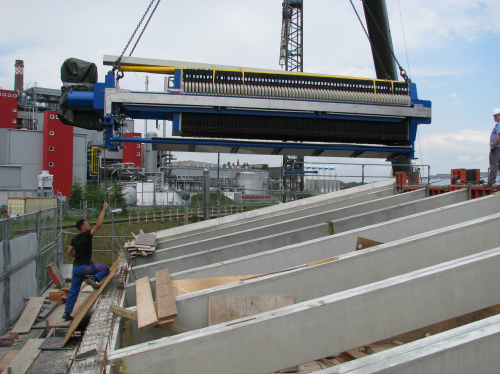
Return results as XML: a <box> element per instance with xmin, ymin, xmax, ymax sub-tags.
<box><xmin>83</xmin><ymin>184</ymin><xmax>106</xmax><ymax>206</ymax></box>
<box><xmin>262</xmin><ymin>164</ymin><xmax>269</xmax><ymax>170</ymax></box>
<box><xmin>68</xmin><ymin>179</ymin><xmax>84</xmax><ymax>208</ymax></box>
<box><xmin>109</xmin><ymin>181</ymin><xmax>127</xmax><ymax>211</ymax></box>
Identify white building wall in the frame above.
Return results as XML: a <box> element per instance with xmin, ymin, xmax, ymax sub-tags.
<box><xmin>73</xmin><ymin>134</ymin><xmax>87</xmax><ymax>184</ymax></box>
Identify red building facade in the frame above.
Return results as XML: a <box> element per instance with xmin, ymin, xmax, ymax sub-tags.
<box><xmin>43</xmin><ymin>111</ymin><xmax>74</xmax><ymax>197</ymax></box>
<box><xmin>0</xmin><ymin>89</ymin><xmax>18</xmax><ymax>129</ymax></box>
<box><xmin>122</xmin><ymin>132</ymin><xmax>142</xmax><ymax>167</ymax></box>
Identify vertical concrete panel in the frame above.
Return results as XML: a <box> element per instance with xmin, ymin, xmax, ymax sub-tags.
<box><xmin>73</xmin><ymin>134</ymin><xmax>87</xmax><ymax>185</ymax></box>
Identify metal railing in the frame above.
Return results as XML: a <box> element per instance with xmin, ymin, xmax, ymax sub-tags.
<box><xmin>128</xmin><ymin>206</ymin><xmax>245</xmax><ymax>223</ymax></box>
<box><xmin>0</xmin><ymin>207</ymin><xmax>62</xmax><ymax>334</ymax></box>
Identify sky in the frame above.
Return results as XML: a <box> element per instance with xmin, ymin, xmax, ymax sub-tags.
<box><xmin>1</xmin><ymin>0</ymin><xmax>499</xmax><ymax>180</ymax></box>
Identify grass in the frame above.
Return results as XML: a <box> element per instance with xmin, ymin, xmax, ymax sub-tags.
<box><xmin>62</xmin><ymin>218</ymin><xmax>186</xmax><ymax>267</ymax></box>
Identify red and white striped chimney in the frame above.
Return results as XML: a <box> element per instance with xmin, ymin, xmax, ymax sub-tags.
<box><xmin>14</xmin><ymin>60</ymin><xmax>24</xmax><ymax>93</ymax></box>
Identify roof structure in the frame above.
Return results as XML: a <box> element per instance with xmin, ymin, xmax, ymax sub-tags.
<box><xmin>67</xmin><ymin>179</ymin><xmax>500</xmax><ymax>373</ymax></box>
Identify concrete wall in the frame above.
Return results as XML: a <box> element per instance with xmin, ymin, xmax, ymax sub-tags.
<box><xmin>0</xmin><ymin>166</ymin><xmax>21</xmax><ymax>188</ymax></box>
<box><xmin>109</xmin><ymin>248</ymin><xmax>500</xmax><ymax>374</ymax></box>
<box><xmin>73</xmin><ymin>134</ymin><xmax>87</xmax><ymax>184</ymax></box>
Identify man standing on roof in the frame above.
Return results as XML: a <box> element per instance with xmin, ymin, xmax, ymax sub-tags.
<box><xmin>62</xmin><ymin>202</ymin><xmax>110</xmax><ymax>321</ymax></box>
<box><xmin>488</xmin><ymin>109</ymin><xmax>500</xmax><ymax>187</ymax></box>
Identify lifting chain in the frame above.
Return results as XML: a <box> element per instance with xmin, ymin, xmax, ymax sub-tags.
<box><xmin>111</xmin><ymin>0</ymin><xmax>162</xmax><ymax>80</ymax></box>
<box><xmin>349</xmin><ymin>0</ymin><xmax>410</xmax><ymax>82</ymax></box>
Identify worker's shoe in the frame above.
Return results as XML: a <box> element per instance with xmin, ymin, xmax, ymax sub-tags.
<box><xmin>85</xmin><ymin>276</ymin><xmax>100</xmax><ymax>290</ymax></box>
<box><xmin>62</xmin><ymin>312</ymin><xmax>73</xmax><ymax>321</ymax></box>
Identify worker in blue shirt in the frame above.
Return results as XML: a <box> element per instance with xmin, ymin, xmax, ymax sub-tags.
<box><xmin>488</xmin><ymin>108</ymin><xmax>500</xmax><ymax>186</ymax></box>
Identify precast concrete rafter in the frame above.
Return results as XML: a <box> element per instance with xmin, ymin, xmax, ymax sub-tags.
<box><xmin>109</xmin><ymin>247</ymin><xmax>500</xmax><ymax>374</ymax></box>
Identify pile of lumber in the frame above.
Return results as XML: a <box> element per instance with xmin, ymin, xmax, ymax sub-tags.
<box><xmin>111</xmin><ymin>269</ymin><xmax>187</xmax><ymax>335</ymax></box>
<box><xmin>126</xmin><ymin>230</ymin><xmax>157</xmax><ymax>258</ymax></box>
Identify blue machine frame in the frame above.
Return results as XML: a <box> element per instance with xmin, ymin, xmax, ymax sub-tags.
<box><xmin>66</xmin><ymin>69</ymin><xmax>431</xmax><ymax>161</ymax></box>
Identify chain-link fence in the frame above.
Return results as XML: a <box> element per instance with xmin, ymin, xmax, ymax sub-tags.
<box><xmin>0</xmin><ymin>207</ymin><xmax>62</xmax><ymax>334</ymax></box>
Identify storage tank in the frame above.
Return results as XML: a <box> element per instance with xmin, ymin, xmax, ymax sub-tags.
<box><xmin>237</xmin><ymin>172</ymin><xmax>267</xmax><ymax>196</ymax></box>
<box><xmin>318</xmin><ymin>166</ymin><xmax>325</xmax><ymax>193</ymax></box>
<box><xmin>38</xmin><ymin>170</ymin><xmax>53</xmax><ymax>191</ymax></box>
<box><xmin>145</xmin><ymin>132</ymin><xmax>158</xmax><ymax>173</ymax></box>
<box><xmin>330</xmin><ymin>166</ymin><xmax>336</xmax><ymax>192</ymax></box>
<box><xmin>304</xmin><ymin>165</ymin><xmax>312</xmax><ymax>191</ymax></box>
<box><xmin>123</xmin><ymin>185</ymin><xmax>137</xmax><ymax>205</ymax></box>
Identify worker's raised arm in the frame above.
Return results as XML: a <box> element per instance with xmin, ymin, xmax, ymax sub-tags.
<box><xmin>91</xmin><ymin>202</ymin><xmax>109</xmax><ymax>236</ymax></box>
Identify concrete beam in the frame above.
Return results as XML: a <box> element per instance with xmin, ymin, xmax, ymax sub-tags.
<box><xmin>132</xmin><ymin>189</ymin><xmax>466</xmax><ymax>272</ymax></box>
<box><xmin>125</xmin><ymin>212</ymin><xmax>500</xmax><ymax>334</ymax></box>
<box><xmin>155</xmin><ymin>179</ymin><xmax>395</xmax><ymax>242</ymax></box>
<box><xmin>321</xmin><ymin>314</ymin><xmax>500</xmax><ymax>374</ymax></box>
<box><xmin>130</xmin><ymin>194</ymin><xmax>500</xmax><ymax>281</ymax></box>
<box><xmin>155</xmin><ymin>186</ymin><xmax>396</xmax><ymax>250</ymax></box>
<box><xmin>108</xmin><ymin>247</ymin><xmax>500</xmax><ymax>374</ymax></box>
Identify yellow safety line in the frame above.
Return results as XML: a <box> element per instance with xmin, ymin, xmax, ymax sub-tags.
<box><xmin>391</xmin><ymin>81</ymin><xmax>394</xmax><ymax>94</ymax></box>
<box><xmin>118</xmin><ymin>64</ymin><xmax>405</xmax><ymax>83</ymax></box>
<box><xmin>240</xmin><ymin>67</ymin><xmax>245</xmax><ymax>86</ymax></box>
<box><xmin>373</xmin><ymin>80</ymin><xmax>377</xmax><ymax>103</ymax></box>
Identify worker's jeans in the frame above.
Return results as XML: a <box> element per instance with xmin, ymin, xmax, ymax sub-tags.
<box><xmin>65</xmin><ymin>263</ymin><xmax>110</xmax><ymax>314</ymax></box>
<box><xmin>489</xmin><ymin>147</ymin><xmax>500</xmax><ymax>185</ymax></box>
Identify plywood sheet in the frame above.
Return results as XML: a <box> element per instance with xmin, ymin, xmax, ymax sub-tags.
<box><xmin>155</xmin><ymin>269</ymin><xmax>177</xmax><ymax>321</ymax></box>
<box><xmin>136</xmin><ymin>276</ymin><xmax>158</xmax><ymax>330</ymax></box>
<box><xmin>171</xmin><ymin>275</ymin><xmax>259</xmax><ymax>296</ymax></box>
<box><xmin>208</xmin><ymin>296</ymin><xmax>294</xmax><ymax>326</ymax></box>
<box><xmin>62</xmin><ymin>257</ymin><xmax>121</xmax><ymax>347</ymax></box>
<box><xmin>34</xmin><ymin>291</ymin><xmax>89</xmax><ymax>328</ymax></box>
<box><xmin>11</xmin><ymin>297</ymin><xmax>45</xmax><ymax>334</ymax></box>
<box><xmin>6</xmin><ymin>338</ymin><xmax>43</xmax><ymax>373</ymax></box>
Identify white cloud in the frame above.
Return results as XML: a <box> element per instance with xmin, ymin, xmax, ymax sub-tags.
<box><xmin>450</xmin><ymin>93</ymin><xmax>457</xmax><ymax>98</ymax></box>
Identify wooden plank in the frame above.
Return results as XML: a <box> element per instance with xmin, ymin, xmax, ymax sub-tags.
<box><xmin>141</xmin><ymin>251</ymin><xmax>147</xmax><ymax>257</ymax></box>
<box><xmin>34</xmin><ymin>292</ymin><xmax>88</xmax><ymax>328</ymax></box>
<box><xmin>171</xmin><ymin>275</ymin><xmax>260</xmax><ymax>296</ymax></box>
<box><xmin>6</xmin><ymin>338</ymin><xmax>43</xmax><ymax>373</ymax></box>
<box><xmin>0</xmin><ymin>350</ymin><xmax>18</xmax><ymax>371</ymax></box>
<box><xmin>136</xmin><ymin>245</ymin><xmax>156</xmax><ymax>251</ymax></box>
<box><xmin>111</xmin><ymin>305</ymin><xmax>137</xmax><ymax>321</ymax></box>
<box><xmin>155</xmin><ymin>269</ymin><xmax>177</xmax><ymax>321</ymax></box>
<box><xmin>131</xmin><ymin>232</ymin><xmax>138</xmax><ymax>240</ymax></box>
<box><xmin>209</xmin><ymin>296</ymin><xmax>294</xmax><ymax>326</ymax></box>
<box><xmin>11</xmin><ymin>297</ymin><xmax>45</xmax><ymax>334</ymax></box>
<box><xmin>136</xmin><ymin>276</ymin><xmax>159</xmax><ymax>330</ymax></box>
<box><xmin>356</xmin><ymin>236</ymin><xmax>383</xmax><ymax>251</ymax></box>
<box><xmin>61</xmin><ymin>257</ymin><xmax>121</xmax><ymax>347</ymax></box>
<box><xmin>307</xmin><ymin>256</ymin><xmax>339</xmax><ymax>267</ymax></box>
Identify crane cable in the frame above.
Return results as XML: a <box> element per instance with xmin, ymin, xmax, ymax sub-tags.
<box><xmin>111</xmin><ymin>0</ymin><xmax>162</xmax><ymax>80</ymax></box>
<box><xmin>349</xmin><ymin>0</ymin><xmax>410</xmax><ymax>82</ymax></box>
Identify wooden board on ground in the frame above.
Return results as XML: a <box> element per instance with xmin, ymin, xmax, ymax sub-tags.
<box><xmin>6</xmin><ymin>338</ymin><xmax>44</xmax><ymax>373</ymax></box>
<box><xmin>11</xmin><ymin>297</ymin><xmax>45</xmax><ymax>334</ymax></box>
<box><xmin>155</xmin><ymin>269</ymin><xmax>177</xmax><ymax>321</ymax></box>
<box><xmin>356</xmin><ymin>236</ymin><xmax>383</xmax><ymax>251</ymax></box>
<box><xmin>171</xmin><ymin>275</ymin><xmax>259</xmax><ymax>297</ymax></box>
<box><xmin>208</xmin><ymin>296</ymin><xmax>294</xmax><ymax>326</ymax></box>
<box><xmin>110</xmin><ymin>306</ymin><xmax>187</xmax><ymax>334</ymax></box>
<box><xmin>62</xmin><ymin>257</ymin><xmax>121</xmax><ymax>347</ymax></box>
<box><xmin>34</xmin><ymin>291</ymin><xmax>89</xmax><ymax>328</ymax></box>
<box><xmin>0</xmin><ymin>350</ymin><xmax>18</xmax><ymax>371</ymax></box>
<box><xmin>136</xmin><ymin>276</ymin><xmax>159</xmax><ymax>330</ymax></box>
